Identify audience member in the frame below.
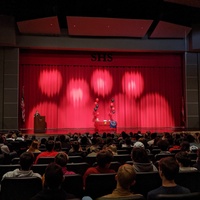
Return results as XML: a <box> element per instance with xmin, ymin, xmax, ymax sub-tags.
<box><xmin>2</xmin><ymin>152</ymin><xmax>41</xmax><ymax>180</ymax></box>
<box><xmin>169</xmin><ymin>139</ymin><xmax>181</xmax><ymax>153</ymax></box>
<box><xmin>156</xmin><ymin>139</ymin><xmax>171</xmax><ymax>154</ymax></box>
<box><xmin>83</xmin><ymin>149</ymin><xmax>115</xmax><ymax>187</ymax></box>
<box><xmin>180</xmin><ymin>141</ymin><xmax>190</xmax><ymax>152</ymax></box>
<box><xmin>27</xmin><ymin>140</ymin><xmax>41</xmax><ymax>153</ymax></box>
<box><xmin>35</xmin><ymin>140</ymin><xmax>58</xmax><ymax>164</ymax></box>
<box><xmin>131</xmin><ymin>147</ymin><xmax>157</xmax><ymax>172</ymax></box>
<box><xmin>147</xmin><ymin>157</ymin><xmax>190</xmax><ymax>200</ymax></box>
<box><xmin>54</xmin><ymin>141</ymin><xmax>62</xmax><ymax>152</ymax></box>
<box><xmin>54</xmin><ymin>152</ymin><xmax>75</xmax><ymax>175</ymax></box>
<box><xmin>175</xmin><ymin>151</ymin><xmax>198</xmax><ymax>172</ymax></box>
<box><xmin>193</xmin><ymin>148</ymin><xmax>200</xmax><ymax>170</ymax></box>
<box><xmin>96</xmin><ymin>164</ymin><xmax>144</xmax><ymax>199</ymax></box>
<box><xmin>68</xmin><ymin>141</ymin><xmax>86</xmax><ymax>157</ymax></box>
<box><xmin>147</xmin><ymin>132</ymin><xmax>157</xmax><ymax>147</ymax></box>
<box><xmin>31</xmin><ymin>163</ymin><xmax>75</xmax><ymax>200</ymax></box>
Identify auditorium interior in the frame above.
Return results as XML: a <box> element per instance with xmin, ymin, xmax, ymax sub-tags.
<box><xmin>1</xmin><ymin>0</ymin><xmax>200</xmax><ymax>135</ymax></box>
<box><xmin>1</xmin><ymin>1</ymin><xmax>200</xmax><ymax>199</ymax></box>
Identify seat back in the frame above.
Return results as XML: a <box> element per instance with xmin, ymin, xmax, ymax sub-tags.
<box><xmin>62</xmin><ymin>174</ymin><xmax>83</xmax><ymax>198</ymax></box>
<box><xmin>155</xmin><ymin>192</ymin><xmax>200</xmax><ymax>200</ymax></box>
<box><xmin>85</xmin><ymin>155</ymin><xmax>97</xmax><ymax>166</ymax></box>
<box><xmin>68</xmin><ymin>156</ymin><xmax>83</xmax><ymax>163</ymax></box>
<box><xmin>66</xmin><ymin>162</ymin><xmax>89</xmax><ymax>175</ymax></box>
<box><xmin>84</xmin><ymin>173</ymin><xmax>117</xmax><ymax>199</ymax></box>
<box><xmin>113</xmin><ymin>154</ymin><xmax>132</xmax><ymax>164</ymax></box>
<box><xmin>93</xmin><ymin>161</ymin><xmax>121</xmax><ymax>172</ymax></box>
<box><xmin>131</xmin><ymin>172</ymin><xmax>161</xmax><ymax>198</ymax></box>
<box><xmin>37</xmin><ymin>156</ymin><xmax>55</xmax><ymax>164</ymax></box>
<box><xmin>98</xmin><ymin>196</ymin><xmax>145</xmax><ymax>200</ymax></box>
<box><xmin>0</xmin><ymin>177</ymin><xmax>42</xmax><ymax>200</ymax></box>
<box><xmin>31</xmin><ymin>164</ymin><xmax>48</xmax><ymax>176</ymax></box>
<box><xmin>154</xmin><ymin>153</ymin><xmax>175</xmax><ymax>162</ymax></box>
<box><xmin>175</xmin><ymin>171</ymin><xmax>200</xmax><ymax>192</ymax></box>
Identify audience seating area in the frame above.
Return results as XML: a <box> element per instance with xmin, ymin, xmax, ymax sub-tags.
<box><xmin>0</xmin><ymin>131</ymin><xmax>200</xmax><ymax>199</ymax></box>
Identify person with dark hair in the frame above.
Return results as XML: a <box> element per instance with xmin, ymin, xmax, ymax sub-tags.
<box><xmin>31</xmin><ymin>163</ymin><xmax>75</xmax><ymax>200</ymax></box>
<box><xmin>156</xmin><ymin>139</ymin><xmax>171</xmax><ymax>154</ymax></box>
<box><xmin>131</xmin><ymin>147</ymin><xmax>157</xmax><ymax>172</ymax></box>
<box><xmin>147</xmin><ymin>157</ymin><xmax>190</xmax><ymax>200</ymax></box>
<box><xmin>35</xmin><ymin>140</ymin><xmax>58</xmax><ymax>164</ymax></box>
<box><xmin>96</xmin><ymin>164</ymin><xmax>144</xmax><ymax>199</ymax></box>
<box><xmin>54</xmin><ymin>152</ymin><xmax>75</xmax><ymax>175</ymax></box>
<box><xmin>2</xmin><ymin>152</ymin><xmax>41</xmax><ymax>180</ymax></box>
<box><xmin>68</xmin><ymin>141</ymin><xmax>86</xmax><ymax>157</ymax></box>
<box><xmin>180</xmin><ymin>141</ymin><xmax>190</xmax><ymax>152</ymax></box>
<box><xmin>193</xmin><ymin>148</ymin><xmax>200</xmax><ymax>170</ymax></box>
<box><xmin>147</xmin><ymin>132</ymin><xmax>157</xmax><ymax>147</ymax></box>
<box><xmin>175</xmin><ymin>151</ymin><xmax>198</xmax><ymax>172</ymax></box>
<box><xmin>83</xmin><ymin>149</ymin><xmax>115</xmax><ymax>187</ymax></box>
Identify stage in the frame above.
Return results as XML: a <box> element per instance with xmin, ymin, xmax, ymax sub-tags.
<box><xmin>19</xmin><ymin>126</ymin><xmax>190</xmax><ymax>136</ymax></box>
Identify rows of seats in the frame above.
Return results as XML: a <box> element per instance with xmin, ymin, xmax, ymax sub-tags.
<box><xmin>1</xmin><ymin>170</ymin><xmax>200</xmax><ymax>200</ymax></box>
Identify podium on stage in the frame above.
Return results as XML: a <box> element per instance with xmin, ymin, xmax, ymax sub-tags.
<box><xmin>34</xmin><ymin>114</ymin><xmax>46</xmax><ymax>133</ymax></box>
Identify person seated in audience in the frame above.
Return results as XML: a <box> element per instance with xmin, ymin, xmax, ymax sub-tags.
<box><xmin>83</xmin><ymin>149</ymin><xmax>115</xmax><ymax>187</ymax></box>
<box><xmin>15</xmin><ymin>132</ymin><xmax>24</xmax><ymax>141</ymax></box>
<box><xmin>54</xmin><ymin>141</ymin><xmax>62</xmax><ymax>152</ymax></box>
<box><xmin>105</xmin><ymin>144</ymin><xmax>118</xmax><ymax>155</ymax></box>
<box><xmin>2</xmin><ymin>152</ymin><xmax>41</xmax><ymax>180</ymax></box>
<box><xmin>87</xmin><ymin>137</ymin><xmax>102</xmax><ymax>155</ymax></box>
<box><xmin>96</xmin><ymin>164</ymin><xmax>144</xmax><ymax>199</ymax></box>
<box><xmin>59</xmin><ymin>135</ymin><xmax>71</xmax><ymax>149</ymax></box>
<box><xmin>27</xmin><ymin>140</ymin><xmax>41</xmax><ymax>153</ymax></box>
<box><xmin>54</xmin><ymin>152</ymin><xmax>76</xmax><ymax>175</ymax></box>
<box><xmin>175</xmin><ymin>151</ymin><xmax>198</xmax><ymax>172</ymax></box>
<box><xmin>193</xmin><ymin>148</ymin><xmax>200</xmax><ymax>170</ymax></box>
<box><xmin>180</xmin><ymin>141</ymin><xmax>190</xmax><ymax>152</ymax></box>
<box><xmin>0</xmin><ymin>134</ymin><xmax>10</xmax><ymax>153</ymax></box>
<box><xmin>35</xmin><ymin>140</ymin><xmax>58</xmax><ymax>164</ymax></box>
<box><xmin>39</xmin><ymin>138</ymin><xmax>47</xmax><ymax>149</ymax></box>
<box><xmin>156</xmin><ymin>139</ymin><xmax>171</xmax><ymax>154</ymax></box>
<box><xmin>131</xmin><ymin>147</ymin><xmax>157</xmax><ymax>172</ymax></box>
<box><xmin>147</xmin><ymin>157</ymin><xmax>190</xmax><ymax>200</ymax></box>
<box><xmin>31</xmin><ymin>163</ymin><xmax>75</xmax><ymax>200</ymax></box>
<box><xmin>147</xmin><ymin>132</ymin><xmax>158</xmax><ymax>147</ymax></box>
<box><xmin>169</xmin><ymin>139</ymin><xmax>181</xmax><ymax>153</ymax></box>
<box><xmin>68</xmin><ymin>141</ymin><xmax>86</xmax><ymax>157</ymax></box>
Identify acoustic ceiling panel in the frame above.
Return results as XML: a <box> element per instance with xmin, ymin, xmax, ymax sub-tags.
<box><xmin>17</xmin><ymin>16</ymin><xmax>61</xmax><ymax>35</ymax></box>
<box><xmin>150</xmin><ymin>21</ymin><xmax>192</xmax><ymax>38</ymax></box>
<box><xmin>67</xmin><ymin>16</ymin><xmax>153</xmax><ymax>38</ymax></box>
<box><xmin>164</xmin><ymin>0</ymin><xmax>200</xmax><ymax>8</ymax></box>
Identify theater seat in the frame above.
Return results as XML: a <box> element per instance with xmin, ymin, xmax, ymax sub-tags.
<box><xmin>84</xmin><ymin>173</ymin><xmax>117</xmax><ymax>199</ymax></box>
<box><xmin>175</xmin><ymin>171</ymin><xmax>200</xmax><ymax>192</ymax></box>
<box><xmin>66</xmin><ymin>162</ymin><xmax>89</xmax><ymax>175</ymax></box>
<box><xmin>62</xmin><ymin>174</ymin><xmax>83</xmax><ymax>198</ymax></box>
<box><xmin>155</xmin><ymin>192</ymin><xmax>200</xmax><ymax>200</ymax></box>
<box><xmin>131</xmin><ymin>172</ymin><xmax>161</xmax><ymax>198</ymax></box>
<box><xmin>37</xmin><ymin>156</ymin><xmax>55</xmax><ymax>164</ymax></box>
<box><xmin>96</xmin><ymin>196</ymin><xmax>145</xmax><ymax>200</ymax></box>
<box><xmin>0</xmin><ymin>177</ymin><xmax>42</xmax><ymax>200</ymax></box>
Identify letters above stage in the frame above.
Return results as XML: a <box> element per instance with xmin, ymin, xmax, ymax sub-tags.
<box><xmin>94</xmin><ymin>120</ymin><xmax>117</xmax><ymax>132</ymax></box>
<box><xmin>34</xmin><ymin>114</ymin><xmax>46</xmax><ymax>133</ymax></box>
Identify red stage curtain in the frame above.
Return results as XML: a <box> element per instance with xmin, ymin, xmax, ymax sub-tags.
<box><xmin>19</xmin><ymin>51</ymin><xmax>184</xmax><ymax>132</ymax></box>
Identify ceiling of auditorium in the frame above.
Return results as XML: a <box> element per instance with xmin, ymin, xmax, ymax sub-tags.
<box><xmin>1</xmin><ymin>0</ymin><xmax>200</xmax><ymax>38</ymax></box>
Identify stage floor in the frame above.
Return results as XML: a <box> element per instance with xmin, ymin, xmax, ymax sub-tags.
<box><xmin>19</xmin><ymin>126</ymin><xmax>189</xmax><ymax>135</ymax></box>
